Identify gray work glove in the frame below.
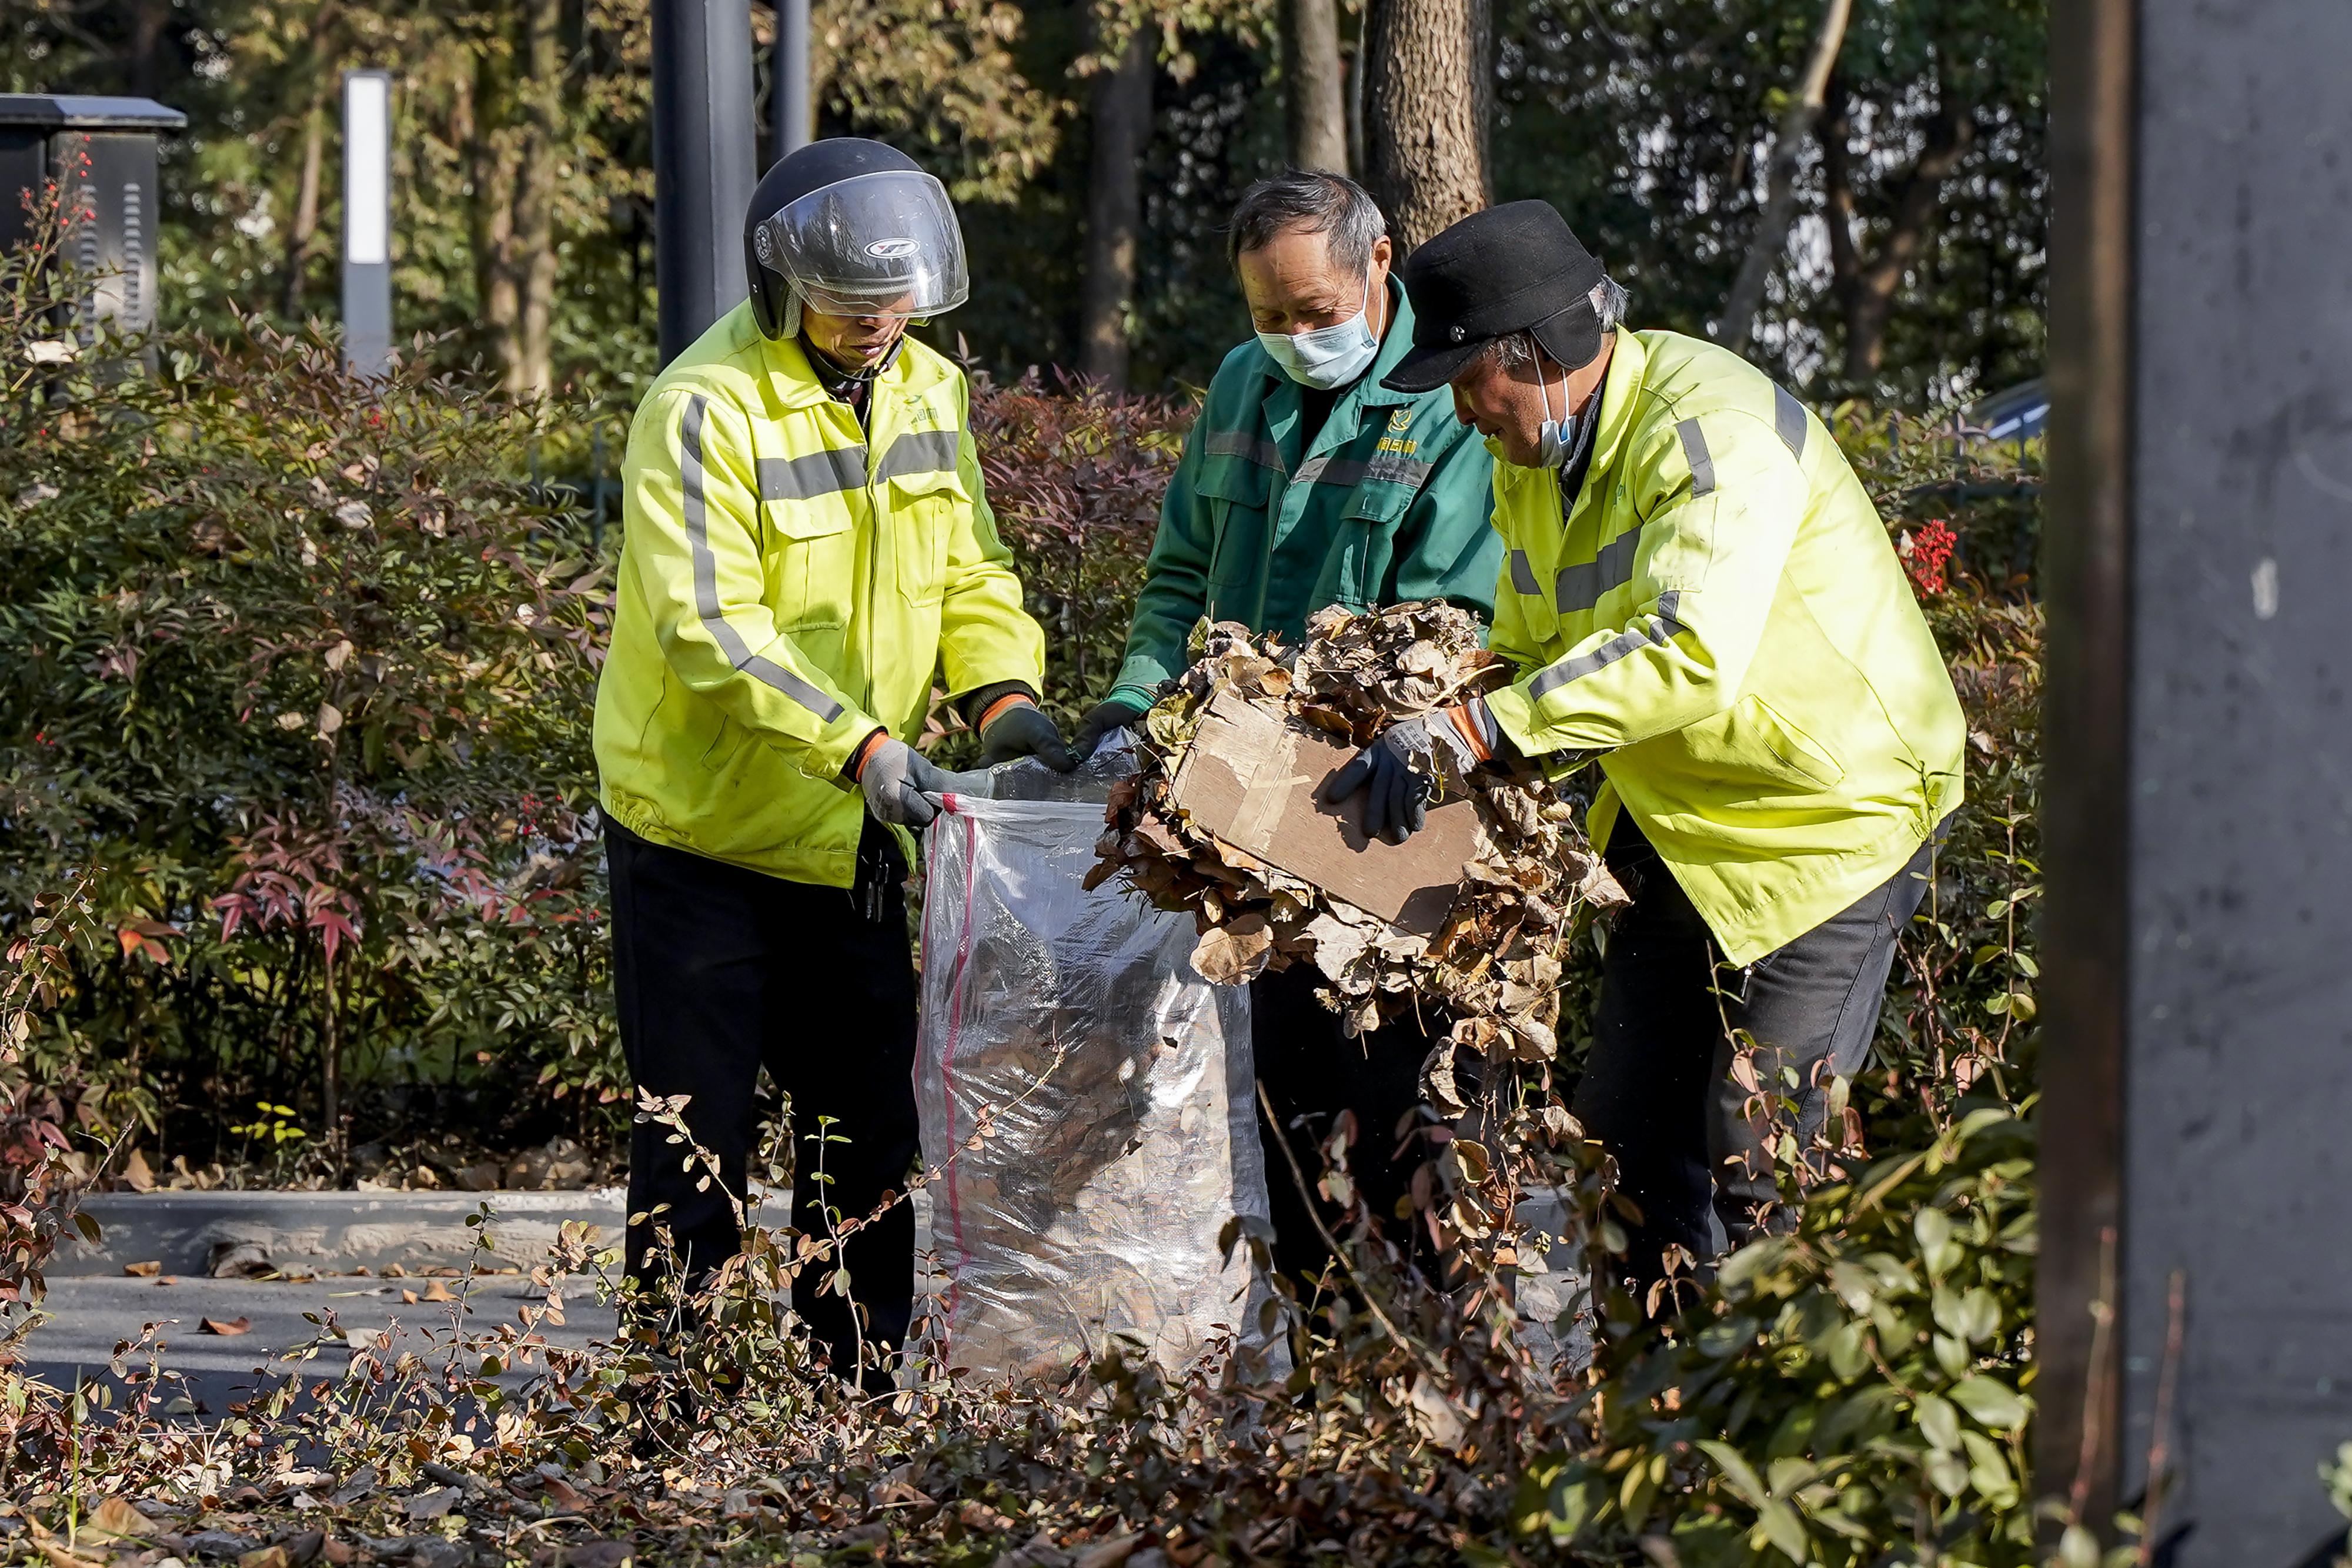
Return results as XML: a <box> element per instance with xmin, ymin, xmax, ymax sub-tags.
<box><xmin>857</xmin><ymin>736</ymin><xmax>951</xmax><ymax>828</ymax></box>
<box><xmin>977</xmin><ymin>698</ymin><xmax>1077</xmax><ymax>771</ymax></box>
<box><xmin>1073</xmin><ymin>697</ymin><xmax>1145</xmax><ymax>760</ymax></box>
<box><xmin>1319</xmin><ymin>701</ymin><xmax>1500</xmax><ymax>844</ymax></box>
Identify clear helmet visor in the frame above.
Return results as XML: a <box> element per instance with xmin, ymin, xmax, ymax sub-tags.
<box><xmin>751</xmin><ymin>169</ymin><xmax>970</xmax><ymax>319</ymax></box>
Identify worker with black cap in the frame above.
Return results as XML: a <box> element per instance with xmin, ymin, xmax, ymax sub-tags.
<box><xmin>596</xmin><ymin>138</ymin><xmax>1072</xmax><ymax>1384</ymax></box>
<box><xmin>1322</xmin><ymin>199</ymin><xmax>1966</xmax><ymax>1308</ymax></box>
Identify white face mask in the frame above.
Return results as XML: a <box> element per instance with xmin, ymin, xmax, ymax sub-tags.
<box><xmin>1532</xmin><ymin>340</ymin><xmax>1600</xmax><ymax>469</ymax></box>
<box><xmin>1257</xmin><ymin>265</ymin><xmax>1383</xmax><ymax>390</ymax></box>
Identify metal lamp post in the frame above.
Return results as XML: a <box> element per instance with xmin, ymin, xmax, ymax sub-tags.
<box><xmin>340</xmin><ymin>69</ymin><xmax>392</xmax><ymax>377</ymax></box>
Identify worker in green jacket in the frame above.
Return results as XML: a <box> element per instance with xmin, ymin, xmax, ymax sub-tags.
<box><xmin>1077</xmin><ymin>170</ymin><xmax>1500</xmax><ymax>1289</ymax></box>
<box><xmin>1325</xmin><ymin>199</ymin><xmax>1966</xmax><ymax>1307</ymax></box>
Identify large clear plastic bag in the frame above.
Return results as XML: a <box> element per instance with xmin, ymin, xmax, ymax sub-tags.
<box><xmin>913</xmin><ymin>740</ymin><xmax>1278</xmax><ymax>1385</ymax></box>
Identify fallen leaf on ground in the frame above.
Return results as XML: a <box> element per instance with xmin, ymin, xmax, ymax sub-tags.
<box><xmin>124</xmin><ymin>1260</ymin><xmax>162</xmax><ymax>1277</ymax></box>
<box><xmin>200</xmin><ymin>1316</ymin><xmax>252</xmax><ymax>1336</ymax></box>
<box><xmin>401</xmin><ymin>1486</ymin><xmax>459</xmax><ymax>1520</ymax></box>
<box><xmin>76</xmin><ymin>1497</ymin><xmax>153</xmax><ymax>1543</ymax></box>
<box><xmin>1074</xmin><ymin>1535</ymin><xmax>1144</xmax><ymax>1568</ymax></box>
<box><xmin>420</xmin><ymin>1278</ymin><xmax>458</xmax><ymax>1302</ymax></box>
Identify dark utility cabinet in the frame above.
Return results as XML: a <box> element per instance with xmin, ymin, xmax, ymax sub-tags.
<box><xmin>0</xmin><ymin>95</ymin><xmax>187</xmax><ymax>339</ymax></box>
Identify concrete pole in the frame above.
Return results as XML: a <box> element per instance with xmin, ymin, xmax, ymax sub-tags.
<box><xmin>340</xmin><ymin>69</ymin><xmax>392</xmax><ymax>377</ymax></box>
<box><xmin>652</xmin><ymin>0</ymin><xmax>757</xmax><ymax>367</ymax></box>
<box><xmin>774</xmin><ymin>0</ymin><xmax>811</xmax><ymax>165</ymax></box>
<box><xmin>2041</xmin><ymin>0</ymin><xmax>2352</xmax><ymax>1558</ymax></box>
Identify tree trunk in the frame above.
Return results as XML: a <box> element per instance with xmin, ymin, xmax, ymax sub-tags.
<box><xmin>514</xmin><ymin>0</ymin><xmax>563</xmax><ymax>400</ymax></box>
<box><xmin>1822</xmin><ymin>76</ymin><xmax>1976</xmax><ymax>386</ymax></box>
<box><xmin>1079</xmin><ymin>24</ymin><xmax>1152</xmax><ymax>389</ymax></box>
<box><xmin>281</xmin><ymin>88</ymin><xmax>328</xmax><ymax>319</ymax></box>
<box><xmin>1717</xmin><ymin>0</ymin><xmax>1852</xmax><ymax>357</ymax></box>
<box><xmin>279</xmin><ymin>4</ymin><xmax>339</xmax><ymax>320</ymax></box>
<box><xmin>1282</xmin><ymin>0</ymin><xmax>1348</xmax><ymax>173</ymax></box>
<box><xmin>470</xmin><ymin>38</ymin><xmax>524</xmax><ymax>389</ymax></box>
<box><xmin>1362</xmin><ymin>0</ymin><xmax>1491</xmax><ymax>250</ymax></box>
<box><xmin>126</xmin><ymin>0</ymin><xmax>172</xmax><ymax>99</ymax></box>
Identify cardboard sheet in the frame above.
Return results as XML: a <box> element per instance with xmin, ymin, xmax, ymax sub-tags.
<box><xmin>1169</xmin><ymin>689</ymin><xmax>1485</xmax><ymax>934</ymax></box>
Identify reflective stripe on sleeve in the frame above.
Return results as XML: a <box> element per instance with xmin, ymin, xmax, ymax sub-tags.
<box><xmin>1675</xmin><ymin>419</ymin><xmax>1715</xmax><ymax>497</ymax></box>
<box><xmin>1526</xmin><ymin>590</ymin><xmax>1687</xmax><ymax>700</ymax></box>
<box><xmin>873</xmin><ymin>427</ymin><xmax>963</xmax><ymax>485</ymax></box>
<box><xmin>680</xmin><ymin>394</ymin><xmax>847</xmax><ymax>724</ymax></box>
<box><xmin>1774</xmin><ymin>384</ymin><xmax>1808</xmax><ymax>461</ymax></box>
<box><xmin>1509</xmin><ymin>549</ymin><xmax>1542</xmax><ymax>595</ymax></box>
<box><xmin>1555</xmin><ymin>527</ymin><xmax>1641</xmax><ymax>613</ymax></box>
<box><xmin>757</xmin><ymin>446</ymin><xmax>867</xmax><ymax>502</ymax></box>
<box><xmin>1204</xmin><ymin>429</ymin><xmax>1287</xmax><ymax>473</ymax></box>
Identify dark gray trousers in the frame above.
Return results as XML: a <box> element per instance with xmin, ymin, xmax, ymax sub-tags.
<box><xmin>1571</xmin><ymin>819</ymin><xmax>1933</xmax><ymax>1298</ymax></box>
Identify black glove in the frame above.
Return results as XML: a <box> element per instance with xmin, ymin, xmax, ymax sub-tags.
<box><xmin>857</xmin><ymin>736</ymin><xmax>951</xmax><ymax>827</ymax></box>
<box><xmin>1319</xmin><ymin>704</ymin><xmax>1495</xmax><ymax>844</ymax></box>
<box><xmin>977</xmin><ymin>698</ymin><xmax>1077</xmax><ymax>771</ymax></box>
<box><xmin>1073</xmin><ymin>697</ymin><xmax>1145</xmax><ymax>760</ymax></box>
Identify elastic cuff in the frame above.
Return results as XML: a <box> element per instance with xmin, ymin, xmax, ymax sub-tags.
<box><xmin>954</xmin><ymin>678</ymin><xmax>1038</xmax><ymax>730</ymax></box>
<box><xmin>1106</xmin><ymin>682</ymin><xmax>1161</xmax><ymax>715</ymax></box>
<box><xmin>842</xmin><ymin>727</ymin><xmax>889</xmax><ymax>784</ymax></box>
<box><xmin>975</xmin><ymin>692</ymin><xmax>1034</xmax><ymax>732</ymax></box>
<box><xmin>1442</xmin><ymin>700</ymin><xmax>1499</xmax><ymax>764</ymax></box>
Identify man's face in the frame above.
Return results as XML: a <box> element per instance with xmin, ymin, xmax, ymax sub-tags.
<box><xmin>800</xmin><ymin>289</ymin><xmax>917</xmax><ymax>373</ymax></box>
<box><xmin>1449</xmin><ymin>347</ymin><xmax>1558</xmax><ymax>469</ymax></box>
<box><xmin>1235</xmin><ymin>228</ymin><xmax>1392</xmax><ymax>336</ymax></box>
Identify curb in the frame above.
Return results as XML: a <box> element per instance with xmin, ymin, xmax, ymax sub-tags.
<box><xmin>53</xmin><ymin>1188</ymin><xmax>630</xmax><ymax>1278</ymax></box>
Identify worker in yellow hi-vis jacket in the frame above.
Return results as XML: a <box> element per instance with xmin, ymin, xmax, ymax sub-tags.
<box><xmin>1324</xmin><ymin>200</ymin><xmax>1966</xmax><ymax>1313</ymax></box>
<box><xmin>594</xmin><ymin>138</ymin><xmax>1072</xmax><ymax>1382</ymax></box>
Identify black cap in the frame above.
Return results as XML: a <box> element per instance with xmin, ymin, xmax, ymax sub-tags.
<box><xmin>1382</xmin><ymin>200</ymin><xmax>1607</xmax><ymax>393</ymax></box>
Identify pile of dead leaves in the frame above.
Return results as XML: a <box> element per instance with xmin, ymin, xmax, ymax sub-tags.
<box><xmin>1087</xmin><ymin>601</ymin><xmax>1626</xmax><ymax>1114</ymax></box>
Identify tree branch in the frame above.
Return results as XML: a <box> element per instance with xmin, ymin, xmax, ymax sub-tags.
<box><xmin>1716</xmin><ymin>0</ymin><xmax>1853</xmax><ymax>358</ymax></box>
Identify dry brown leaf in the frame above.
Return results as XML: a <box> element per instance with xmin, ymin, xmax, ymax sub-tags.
<box><xmin>123</xmin><ymin>1259</ymin><xmax>162</xmax><ymax>1277</ymax></box>
<box><xmin>77</xmin><ymin>1497</ymin><xmax>152</xmax><ymax>1543</ymax></box>
<box><xmin>200</xmin><ymin>1315</ymin><xmax>252</xmax><ymax>1335</ymax></box>
<box><xmin>1097</xmin><ymin>600</ymin><xmax>1618</xmax><ymax>1061</ymax></box>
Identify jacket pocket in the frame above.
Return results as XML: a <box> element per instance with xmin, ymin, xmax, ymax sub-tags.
<box><xmin>1673</xmin><ymin>693</ymin><xmax>1847</xmax><ymax>798</ymax></box>
<box><xmin>1197</xmin><ymin>453</ymin><xmax>1274</xmax><ymax>594</ymax></box>
<box><xmin>1738</xmin><ymin>694</ymin><xmax>1846</xmax><ymax>789</ymax></box>
<box><xmin>886</xmin><ymin>469</ymin><xmax>964</xmax><ymax>605</ymax></box>
<box><xmin>761</xmin><ymin>499</ymin><xmax>855</xmax><ymax>628</ymax></box>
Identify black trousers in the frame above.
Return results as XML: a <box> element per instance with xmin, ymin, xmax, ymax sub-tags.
<box><xmin>604</xmin><ymin>817</ymin><xmax>918</xmax><ymax>1375</ymax></box>
<box><xmin>1250</xmin><ymin>963</ymin><xmax>1448</xmax><ymax>1288</ymax></box>
<box><xmin>1572</xmin><ymin>820</ymin><xmax>1933</xmax><ymax>1297</ymax></box>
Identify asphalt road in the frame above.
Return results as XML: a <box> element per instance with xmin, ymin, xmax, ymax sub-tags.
<box><xmin>23</xmin><ymin>1273</ymin><xmax>619</xmax><ymax>1417</ymax></box>
<box><xmin>28</xmin><ymin>1189</ymin><xmax>944</xmax><ymax>1419</ymax></box>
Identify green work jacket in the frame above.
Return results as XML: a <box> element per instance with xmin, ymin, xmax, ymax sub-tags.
<box><xmin>1484</xmin><ymin>329</ymin><xmax>1966</xmax><ymax>964</ymax></box>
<box><xmin>1108</xmin><ymin>280</ymin><xmax>1499</xmax><ymax>708</ymax></box>
<box><xmin>594</xmin><ymin>304</ymin><xmax>1045</xmax><ymax>887</ymax></box>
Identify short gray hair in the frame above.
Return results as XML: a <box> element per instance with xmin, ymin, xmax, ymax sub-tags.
<box><xmin>1227</xmin><ymin>170</ymin><xmax>1389</xmax><ymax>275</ymax></box>
<box><xmin>1490</xmin><ymin>277</ymin><xmax>1631</xmax><ymax>369</ymax></box>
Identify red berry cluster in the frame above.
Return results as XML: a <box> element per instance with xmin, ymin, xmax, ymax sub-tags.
<box><xmin>1899</xmin><ymin>517</ymin><xmax>1956</xmax><ymax>597</ymax></box>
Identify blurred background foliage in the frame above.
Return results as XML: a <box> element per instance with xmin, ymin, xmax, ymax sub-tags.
<box><xmin>4</xmin><ymin>0</ymin><xmax>2043</xmax><ymax>416</ymax></box>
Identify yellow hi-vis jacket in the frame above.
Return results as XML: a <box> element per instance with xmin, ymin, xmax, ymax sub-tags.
<box><xmin>1482</xmin><ymin>329</ymin><xmax>1965</xmax><ymax>964</ymax></box>
<box><xmin>594</xmin><ymin>303</ymin><xmax>1047</xmax><ymax>887</ymax></box>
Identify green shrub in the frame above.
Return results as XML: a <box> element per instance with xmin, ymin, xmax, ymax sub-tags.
<box><xmin>0</xmin><ymin>196</ymin><xmax>614</xmax><ymax>1171</ymax></box>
